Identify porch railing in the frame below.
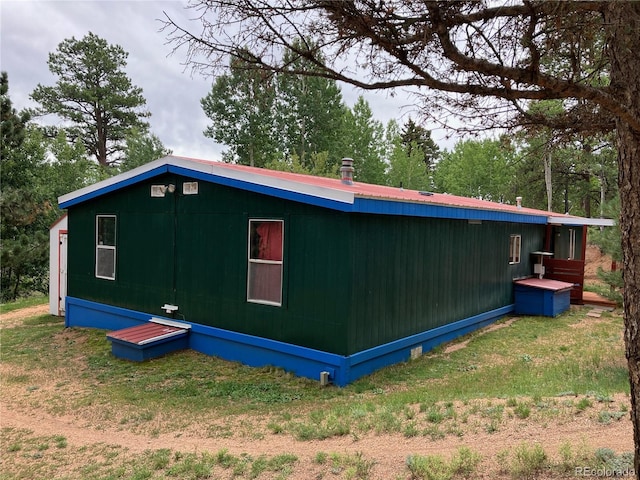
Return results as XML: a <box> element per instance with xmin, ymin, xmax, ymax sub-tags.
<box><xmin>544</xmin><ymin>259</ymin><xmax>585</xmax><ymax>304</ymax></box>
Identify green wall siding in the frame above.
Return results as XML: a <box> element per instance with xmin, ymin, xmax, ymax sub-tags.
<box><xmin>68</xmin><ymin>174</ymin><xmax>351</xmax><ymax>354</ymax></box>
<box><xmin>347</xmin><ymin>215</ymin><xmax>544</xmax><ymax>353</ymax></box>
<box><xmin>67</xmin><ymin>174</ymin><xmax>546</xmax><ymax>356</ymax></box>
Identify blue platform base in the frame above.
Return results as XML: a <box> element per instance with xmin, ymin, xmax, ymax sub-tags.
<box><xmin>66</xmin><ymin>297</ymin><xmax>514</xmax><ymax>386</ymax></box>
<box><xmin>514</xmin><ymin>285</ymin><xmax>571</xmax><ymax>317</ymax></box>
<box><xmin>108</xmin><ymin>335</ymin><xmax>190</xmax><ymax>362</ymax></box>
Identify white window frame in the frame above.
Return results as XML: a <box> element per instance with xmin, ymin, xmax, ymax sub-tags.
<box><xmin>96</xmin><ymin>215</ymin><xmax>116</xmax><ymax>280</ymax></box>
<box><xmin>183</xmin><ymin>181</ymin><xmax>199</xmax><ymax>195</ymax></box>
<box><xmin>247</xmin><ymin>219</ymin><xmax>284</xmax><ymax>306</ymax></box>
<box><xmin>509</xmin><ymin>234</ymin><xmax>521</xmax><ymax>265</ymax></box>
<box><xmin>568</xmin><ymin>228</ymin><xmax>576</xmax><ymax>260</ymax></box>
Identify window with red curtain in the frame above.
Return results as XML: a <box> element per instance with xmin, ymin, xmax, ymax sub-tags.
<box><xmin>247</xmin><ymin>220</ymin><xmax>284</xmax><ymax>305</ymax></box>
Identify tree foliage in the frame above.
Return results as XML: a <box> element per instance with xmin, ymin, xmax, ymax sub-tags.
<box><xmin>202</xmin><ymin>50</ymin><xmax>350</xmax><ymax>172</ymax></box>
<box><xmin>433</xmin><ymin>138</ymin><xmax>516</xmax><ymax>203</ymax></box>
<box><xmin>201</xmin><ymin>55</ymin><xmax>278</xmax><ymax>167</ymax></box>
<box><xmin>342</xmin><ymin>96</ymin><xmax>386</xmax><ymax>184</ymax></box>
<box><xmin>1</xmin><ymin>103</ymin><xmax>52</xmax><ymax>300</ymax></box>
<box><xmin>400</xmin><ymin>119</ymin><xmax>440</xmax><ymax>173</ymax></box>
<box><xmin>590</xmin><ymin>197</ymin><xmax>623</xmax><ymax>300</ymax></box>
<box><xmin>2</xmin><ymin>72</ymin><xmax>102</xmax><ymax>300</ymax></box>
<box><xmin>265</xmin><ymin>151</ymin><xmax>338</xmax><ymax>178</ymax></box>
<box><xmin>120</xmin><ymin>129</ymin><xmax>172</xmax><ymax>172</ymax></box>
<box><xmin>31</xmin><ymin>32</ymin><xmax>150</xmax><ymax>167</ymax></box>
<box><xmin>1</xmin><ymin>71</ymin><xmax>30</xmax><ymax>163</ymax></box>
<box><xmin>385</xmin><ymin>120</ymin><xmax>430</xmax><ymax>191</ymax></box>
<box><xmin>276</xmin><ymin>41</ymin><xmax>349</xmax><ymax>170</ymax></box>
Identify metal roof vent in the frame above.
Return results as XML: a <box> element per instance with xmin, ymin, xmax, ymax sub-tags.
<box><xmin>340</xmin><ymin>157</ymin><xmax>354</xmax><ymax>185</ymax></box>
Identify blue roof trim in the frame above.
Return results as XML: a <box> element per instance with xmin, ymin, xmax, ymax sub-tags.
<box><xmin>353</xmin><ymin>198</ymin><xmax>548</xmax><ymax>224</ymax></box>
<box><xmin>59</xmin><ymin>165</ymin><xmax>171</xmax><ymax>209</ymax></box>
<box><xmin>167</xmin><ymin>165</ymin><xmax>355</xmax><ymax>213</ymax></box>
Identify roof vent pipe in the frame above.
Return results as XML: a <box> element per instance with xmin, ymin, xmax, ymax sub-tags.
<box><xmin>516</xmin><ymin>196</ymin><xmax>522</xmax><ymax>209</ymax></box>
<box><xmin>340</xmin><ymin>157</ymin><xmax>354</xmax><ymax>185</ymax></box>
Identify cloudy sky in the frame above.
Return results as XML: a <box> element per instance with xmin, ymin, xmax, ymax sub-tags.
<box><xmin>1</xmin><ymin>1</ymin><xmax>450</xmax><ymax>161</ymax></box>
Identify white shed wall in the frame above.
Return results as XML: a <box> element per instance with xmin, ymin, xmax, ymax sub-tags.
<box><xmin>49</xmin><ymin>215</ymin><xmax>68</xmax><ymax>316</ymax></box>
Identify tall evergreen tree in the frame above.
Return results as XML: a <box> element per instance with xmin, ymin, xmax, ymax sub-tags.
<box><xmin>400</xmin><ymin>119</ymin><xmax>440</xmax><ymax>173</ymax></box>
<box><xmin>1</xmin><ymin>71</ymin><xmax>30</xmax><ymax>164</ymax></box>
<box><xmin>31</xmin><ymin>32</ymin><xmax>150</xmax><ymax>167</ymax></box>
<box><xmin>384</xmin><ymin>119</ymin><xmax>428</xmax><ymax>190</ymax></box>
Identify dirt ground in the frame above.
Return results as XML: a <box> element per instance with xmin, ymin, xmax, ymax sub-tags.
<box><xmin>0</xmin><ymin>303</ymin><xmax>50</xmax><ymax>328</ymax></box>
<box><xmin>0</xmin><ymin>398</ymin><xmax>632</xmax><ymax>479</ymax></box>
<box><xmin>1</xmin><ymin>247</ymin><xmax>632</xmax><ymax>478</ymax></box>
<box><xmin>584</xmin><ymin>243</ymin><xmax>616</xmax><ymax>284</ymax></box>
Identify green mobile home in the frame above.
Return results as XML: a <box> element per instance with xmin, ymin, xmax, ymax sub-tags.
<box><xmin>57</xmin><ymin>156</ymin><xmax>612</xmax><ymax>385</ymax></box>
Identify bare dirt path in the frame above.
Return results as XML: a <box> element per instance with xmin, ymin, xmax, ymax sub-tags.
<box><xmin>0</xmin><ymin>395</ymin><xmax>632</xmax><ymax>479</ymax></box>
<box><xmin>0</xmin><ymin>303</ymin><xmax>49</xmax><ymax>328</ymax></box>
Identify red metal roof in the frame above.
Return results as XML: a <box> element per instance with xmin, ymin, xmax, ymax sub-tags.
<box><xmin>107</xmin><ymin>322</ymin><xmax>188</xmax><ymax>345</ymax></box>
<box><xmin>182</xmin><ymin>156</ymin><xmax>556</xmax><ymax>218</ymax></box>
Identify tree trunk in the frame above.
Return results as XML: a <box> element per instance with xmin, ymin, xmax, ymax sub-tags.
<box><xmin>95</xmin><ymin>108</ymin><xmax>108</xmax><ymax>167</ymax></box>
<box><xmin>544</xmin><ymin>151</ymin><xmax>552</xmax><ymax>212</ymax></box>
<box><xmin>605</xmin><ymin>3</ymin><xmax>640</xmax><ymax>477</ymax></box>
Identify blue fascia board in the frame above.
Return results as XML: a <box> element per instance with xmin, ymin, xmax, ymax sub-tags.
<box><xmin>353</xmin><ymin>198</ymin><xmax>549</xmax><ymax>224</ymax></box>
<box><xmin>59</xmin><ymin>166</ymin><xmax>171</xmax><ymax>209</ymax></box>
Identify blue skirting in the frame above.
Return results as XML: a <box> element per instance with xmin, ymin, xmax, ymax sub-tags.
<box><xmin>65</xmin><ymin>297</ymin><xmax>514</xmax><ymax>386</ymax></box>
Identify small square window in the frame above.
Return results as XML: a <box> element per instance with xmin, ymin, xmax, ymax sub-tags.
<box><xmin>183</xmin><ymin>182</ymin><xmax>199</xmax><ymax>195</ymax></box>
<box><xmin>151</xmin><ymin>185</ymin><xmax>166</xmax><ymax>197</ymax></box>
<box><xmin>509</xmin><ymin>234</ymin><xmax>521</xmax><ymax>264</ymax></box>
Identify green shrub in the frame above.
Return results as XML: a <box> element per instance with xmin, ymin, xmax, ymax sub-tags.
<box><xmin>576</xmin><ymin>397</ymin><xmax>592</xmax><ymax>411</ymax></box>
<box><xmin>499</xmin><ymin>442</ymin><xmax>548</xmax><ymax>479</ymax></box>
<box><xmin>513</xmin><ymin>402</ymin><xmax>531</xmax><ymax>419</ymax></box>
<box><xmin>450</xmin><ymin>447</ymin><xmax>482</xmax><ymax>477</ymax></box>
<box><xmin>406</xmin><ymin>454</ymin><xmax>452</xmax><ymax>480</ymax></box>
<box><xmin>556</xmin><ymin>440</ymin><xmax>591</xmax><ymax>474</ymax></box>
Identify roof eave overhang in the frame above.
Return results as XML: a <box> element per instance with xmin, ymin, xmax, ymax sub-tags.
<box><xmin>547</xmin><ymin>216</ymin><xmax>616</xmax><ymax>227</ymax></box>
<box><xmin>59</xmin><ymin>156</ymin><xmax>355</xmax><ymax>210</ymax></box>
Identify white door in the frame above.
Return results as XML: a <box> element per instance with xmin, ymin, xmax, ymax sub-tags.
<box><xmin>59</xmin><ymin>232</ymin><xmax>68</xmax><ymax>315</ymax></box>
